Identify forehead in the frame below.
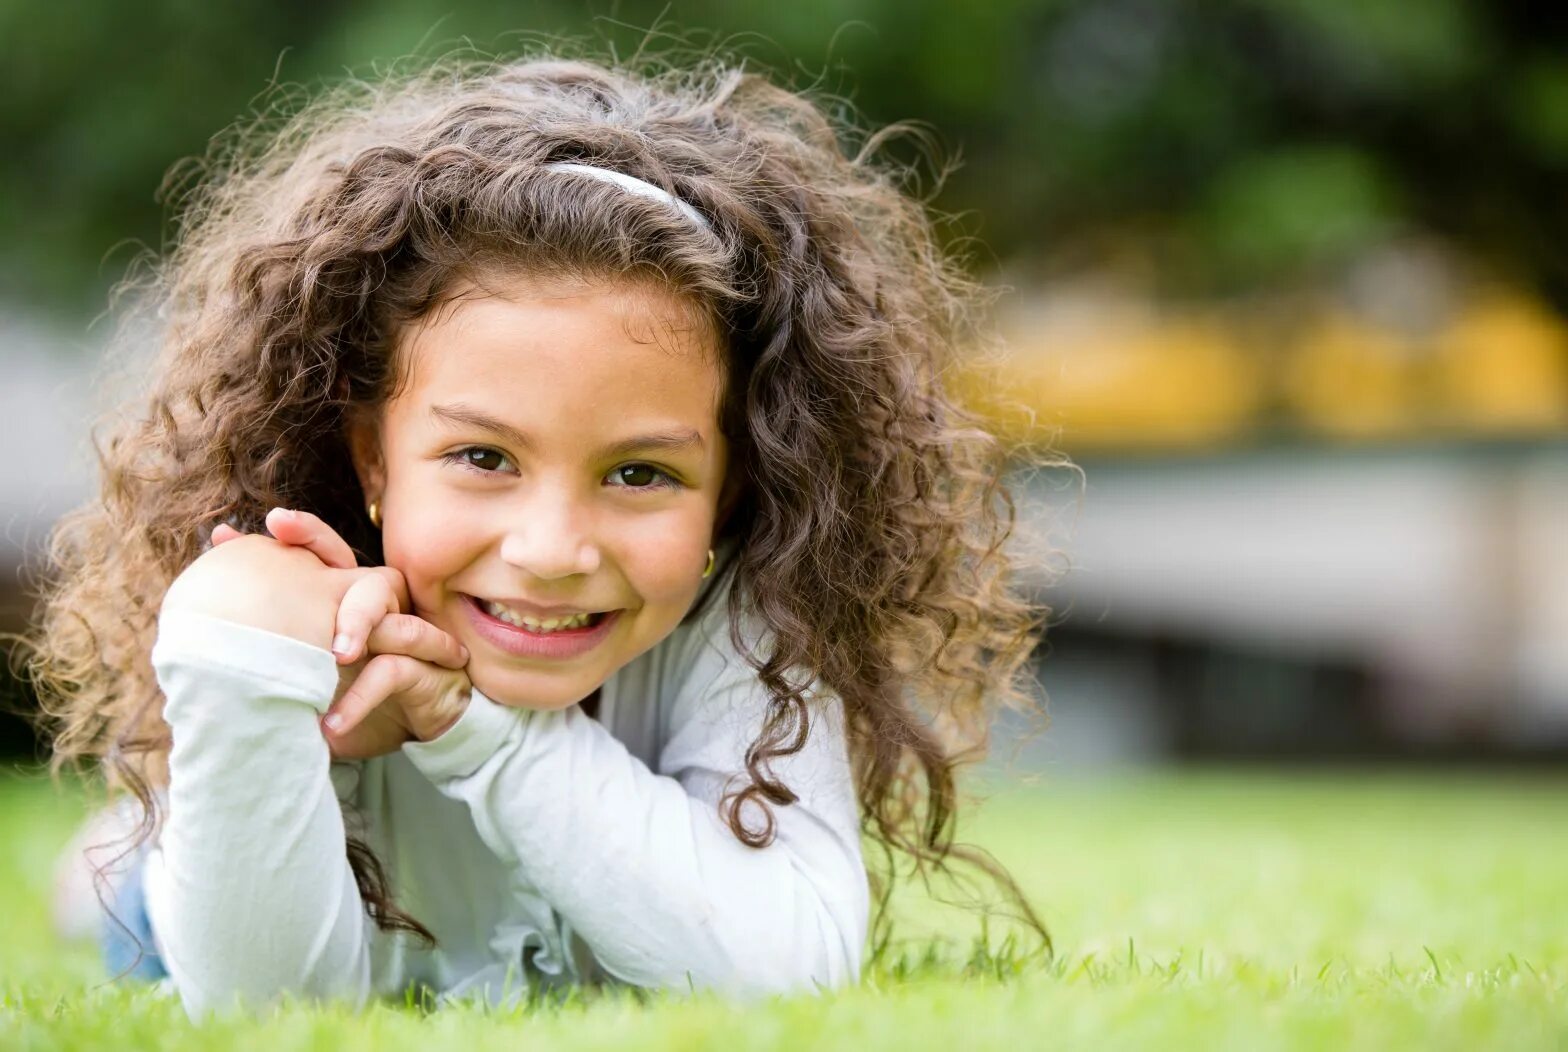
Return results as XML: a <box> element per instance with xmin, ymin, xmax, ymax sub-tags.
<box><xmin>389</xmin><ymin>274</ymin><xmax>724</xmax><ymax>430</ymax></box>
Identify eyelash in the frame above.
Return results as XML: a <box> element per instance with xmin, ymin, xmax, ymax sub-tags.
<box><xmin>440</xmin><ymin>446</ymin><xmax>682</xmax><ymax>491</ymax></box>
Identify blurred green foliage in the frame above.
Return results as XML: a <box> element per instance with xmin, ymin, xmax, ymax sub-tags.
<box><xmin>3</xmin><ymin>0</ymin><xmax>1566</xmax><ymax>318</ymax></box>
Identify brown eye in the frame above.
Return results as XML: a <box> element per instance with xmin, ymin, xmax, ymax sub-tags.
<box><xmin>606</xmin><ymin>463</ymin><xmax>677</xmax><ymax>490</ymax></box>
<box><xmin>615</xmin><ymin>464</ymin><xmax>658</xmax><ymax>487</ymax></box>
<box><xmin>446</xmin><ymin>447</ymin><xmax>510</xmax><ymax>473</ymax></box>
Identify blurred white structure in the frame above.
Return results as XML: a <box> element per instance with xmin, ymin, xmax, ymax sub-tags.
<box><xmin>1018</xmin><ymin>446</ymin><xmax>1568</xmax><ymax>746</ymax></box>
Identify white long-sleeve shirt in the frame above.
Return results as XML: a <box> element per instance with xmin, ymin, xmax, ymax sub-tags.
<box><xmin>141</xmin><ymin>574</ymin><xmax>868</xmax><ymax>1019</ymax></box>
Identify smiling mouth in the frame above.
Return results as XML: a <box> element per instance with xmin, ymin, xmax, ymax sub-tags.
<box><xmin>468</xmin><ymin>596</ymin><xmax>613</xmax><ymax>635</ymax></box>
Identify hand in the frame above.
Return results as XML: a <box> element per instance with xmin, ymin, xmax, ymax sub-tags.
<box><xmin>164</xmin><ymin>516</ymin><xmax>362</xmax><ymax>649</ymax></box>
<box><xmin>211</xmin><ymin>509</ymin><xmax>473</xmax><ymax>759</ymax></box>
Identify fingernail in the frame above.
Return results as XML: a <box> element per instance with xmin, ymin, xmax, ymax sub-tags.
<box><xmin>324</xmin><ymin>712</ymin><xmax>343</xmax><ymax>732</ymax></box>
<box><xmin>332</xmin><ymin>634</ymin><xmax>352</xmax><ymax>656</ymax></box>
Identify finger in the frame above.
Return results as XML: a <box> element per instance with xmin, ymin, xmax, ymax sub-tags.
<box><xmin>364</xmin><ymin>613</ymin><xmax>470</xmax><ymax>670</ymax></box>
<box><xmin>264</xmin><ymin>507</ymin><xmax>359</xmax><ymax>570</ymax></box>
<box><xmin>330</xmin><ymin>572</ymin><xmax>401</xmax><ymax>663</ymax></box>
<box><xmin>322</xmin><ymin>654</ymin><xmax>420</xmax><ymax>738</ymax></box>
<box><xmin>369</xmin><ymin>565</ymin><xmax>411</xmax><ymax>615</ymax></box>
<box><xmin>210</xmin><ymin>523</ymin><xmax>245</xmax><ymax>546</ymax></box>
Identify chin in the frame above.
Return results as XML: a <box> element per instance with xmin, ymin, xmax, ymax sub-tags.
<box><xmin>469</xmin><ymin>667</ymin><xmax>599</xmax><ymax>712</ymax></box>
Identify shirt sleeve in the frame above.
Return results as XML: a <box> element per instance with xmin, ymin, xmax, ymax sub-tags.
<box><xmin>399</xmin><ymin>614</ymin><xmax>869</xmax><ymax>998</ymax></box>
<box><xmin>143</xmin><ymin>605</ymin><xmax>387</xmax><ymax>1019</ymax></box>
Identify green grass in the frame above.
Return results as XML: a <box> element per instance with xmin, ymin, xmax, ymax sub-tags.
<box><xmin>2</xmin><ymin>766</ymin><xmax>1564</xmax><ymax>1049</ymax></box>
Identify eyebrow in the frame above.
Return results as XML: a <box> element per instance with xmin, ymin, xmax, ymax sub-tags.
<box><xmin>429</xmin><ymin>403</ymin><xmax>705</xmax><ymax>460</ymax></box>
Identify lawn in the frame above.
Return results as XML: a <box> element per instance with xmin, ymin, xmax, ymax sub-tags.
<box><xmin>1</xmin><ymin>766</ymin><xmax>1563</xmax><ymax>1050</ymax></box>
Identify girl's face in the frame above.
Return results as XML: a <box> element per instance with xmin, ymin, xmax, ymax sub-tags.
<box><xmin>349</xmin><ymin>273</ymin><xmax>728</xmax><ymax>710</ymax></box>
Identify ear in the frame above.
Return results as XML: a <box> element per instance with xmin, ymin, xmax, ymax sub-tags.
<box><xmin>345</xmin><ymin>410</ymin><xmax>386</xmax><ymax>502</ymax></box>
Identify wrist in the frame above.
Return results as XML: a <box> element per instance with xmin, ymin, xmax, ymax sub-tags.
<box><xmin>400</xmin><ymin>685</ymin><xmax>526</xmax><ymax>783</ymax></box>
<box><xmin>412</xmin><ymin>680</ymin><xmax>473</xmax><ymax>742</ymax></box>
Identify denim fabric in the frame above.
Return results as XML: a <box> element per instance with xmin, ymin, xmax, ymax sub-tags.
<box><xmin>100</xmin><ymin>842</ymin><xmax>168</xmax><ymax>982</ymax></box>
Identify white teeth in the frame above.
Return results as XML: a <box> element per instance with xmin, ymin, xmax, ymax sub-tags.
<box><xmin>480</xmin><ymin>600</ymin><xmax>594</xmax><ymax>633</ymax></box>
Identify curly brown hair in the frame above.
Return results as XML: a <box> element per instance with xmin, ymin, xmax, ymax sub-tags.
<box><xmin>19</xmin><ymin>41</ymin><xmax>1057</xmax><ymax>961</ymax></box>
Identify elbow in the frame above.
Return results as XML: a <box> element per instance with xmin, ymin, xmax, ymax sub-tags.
<box><xmin>148</xmin><ymin>844</ymin><xmax>374</xmax><ymax>1019</ymax></box>
<box><xmin>719</xmin><ymin>924</ymin><xmax>861</xmax><ymax>999</ymax></box>
<box><xmin>602</xmin><ymin>886</ymin><xmax>861</xmax><ymax>999</ymax></box>
<box><xmin>158</xmin><ymin>908</ymin><xmax>373</xmax><ymax>1020</ymax></box>
<box><xmin>706</xmin><ymin>881</ymin><xmax>866</xmax><ymax>999</ymax></box>
<box><xmin>165</xmin><ymin>950</ymin><xmax>371</xmax><ymax>1021</ymax></box>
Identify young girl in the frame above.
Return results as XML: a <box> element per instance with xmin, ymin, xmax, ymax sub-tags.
<box><xmin>27</xmin><ymin>47</ymin><xmax>1048</xmax><ymax>1017</ymax></box>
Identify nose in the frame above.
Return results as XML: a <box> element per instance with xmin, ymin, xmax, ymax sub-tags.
<box><xmin>497</xmin><ymin>482</ymin><xmax>602</xmax><ymax>580</ymax></box>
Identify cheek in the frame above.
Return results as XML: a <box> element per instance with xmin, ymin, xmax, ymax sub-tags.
<box><xmin>381</xmin><ymin>505</ymin><xmax>483</xmax><ymax>607</ymax></box>
<box><xmin>610</xmin><ymin>514</ymin><xmax>711</xmax><ymax>606</ymax></box>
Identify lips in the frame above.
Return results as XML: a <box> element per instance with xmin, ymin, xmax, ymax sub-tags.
<box><xmin>461</xmin><ymin>593</ymin><xmax>621</xmax><ymax>660</ymax></box>
<box><xmin>476</xmin><ymin>598</ymin><xmax>604</xmax><ymax>632</ymax></box>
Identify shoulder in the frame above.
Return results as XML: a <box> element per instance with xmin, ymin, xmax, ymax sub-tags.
<box><xmin>654</xmin><ymin>560</ymin><xmax>768</xmax><ymax>704</ymax></box>
<box><xmin>651</xmin><ymin>560</ymin><xmax>848</xmax><ymax>757</ymax></box>
<box><xmin>650</xmin><ymin>577</ymin><xmax>858</xmax><ymax>827</ymax></box>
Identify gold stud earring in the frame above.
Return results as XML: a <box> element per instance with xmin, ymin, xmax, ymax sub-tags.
<box><xmin>367</xmin><ymin>500</ymin><xmax>382</xmax><ymax>529</ymax></box>
<box><xmin>702</xmin><ymin>548</ymin><xmax>715</xmax><ymax>579</ymax></box>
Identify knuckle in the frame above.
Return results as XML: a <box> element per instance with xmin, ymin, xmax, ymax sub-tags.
<box><xmin>376</xmin><ymin>652</ymin><xmax>419</xmax><ymax>681</ymax></box>
<box><xmin>372</xmin><ymin>566</ymin><xmax>410</xmax><ymax>608</ymax></box>
<box><xmin>358</xmin><ymin>653</ymin><xmax>395</xmax><ymax>686</ymax></box>
<box><xmin>365</xmin><ymin>651</ymin><xmax>400</xmax><ymax>672</ymax></box>
<box><xmin>418</xmin><ymin>667</ymin><xmax>455</xmax><ymax>698</ymax></box>
<box><xmin>373</xmin><ymin>565</ymin><xmax>406</xmax><ymax>589</ymax></box>
<box><xmin>389</xmin><ymin>614</ymin><xmax>422</xmax><ymax>648</ymax></box>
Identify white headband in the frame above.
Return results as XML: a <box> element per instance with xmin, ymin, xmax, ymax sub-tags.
<box><xmin>544</xmin><ymin>161</ymin><xmax>712</xmax><ymax>232</ymax></box>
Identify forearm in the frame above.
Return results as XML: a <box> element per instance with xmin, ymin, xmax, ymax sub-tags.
<box><xmin>147</xmin><ymin>607</ymin><xmax>377</xmax><ymax>1018</ymax></box>
<box><xmin>401</xmin><ymin>689</ymin><xmax>867</xmax><ymax>995</ymax></box>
